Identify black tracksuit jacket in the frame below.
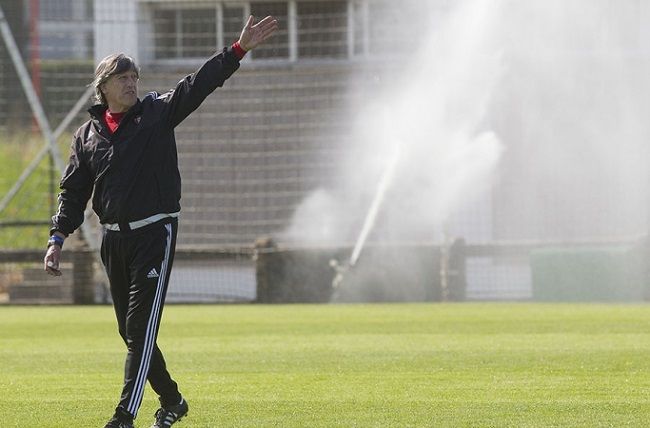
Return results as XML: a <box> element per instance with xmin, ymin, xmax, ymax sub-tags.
<box><xmin>51</xmin><ymin>47</ymin><xmax>241</xmax><ymax>236</ymax></box>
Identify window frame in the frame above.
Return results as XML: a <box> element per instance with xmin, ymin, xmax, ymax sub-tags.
<box><xmin>140</xmin><ymin>0</ymin><xmax>376</xmax><ymax>64</ymax></box>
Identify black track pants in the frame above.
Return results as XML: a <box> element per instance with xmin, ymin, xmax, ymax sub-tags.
<box><xmin>101</xmin><ymin>218</ymin><xmax>182</xmax><ymax>418</ymax></box>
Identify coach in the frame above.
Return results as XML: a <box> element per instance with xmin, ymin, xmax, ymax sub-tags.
<box><xmin>43</xmin><ymin>15</ymin><xmax>277</xmax><ymax>428</ymax></box>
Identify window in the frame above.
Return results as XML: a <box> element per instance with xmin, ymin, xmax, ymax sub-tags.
<box><xmin>153</xmin><ymin>7</ymin><xmax>217</xmax><ymax>59</ymax></box>
<box><xmin>38</xmin><ymin>0</ymin><xmax>93</xmax><ymax>59</ymax></box>
<box><xmin>40</xmin><ymin>0</ymin><xmax>73</xmax><ymax>21</ymax></box>
<box><xmin>153</xmin><ymin>9</ymin><xmax>176</xmax><ymax>59</ymax></box>
<box><xmin>145</xmin><ymin>0</ymin><xmax>429</xmax><ymax>62</ymax></box>
<box><xmin>181</xmin><ymin>9</ymin><xmax>218</xmax><ymax>57</ymax></box>
<box><xmin>351</xmin><ymin>0</ymin><xmax>367</xmax><ymax>56</ymax></box>
<box><xmin>250</xmin><ymin>2</ymin><xmax>289</xmax><ymax>59</ymax></box>
<box><xmin>223</xmin><ymin>6</ymin><xmax>245</xmax><ymax>46</ymax></box>
<box><xmin>367</xmin><ymin>0</ymin><xmax>401</xmax><ymax>55</ymax></box>
<box><xmin>297</xmin><ymin>1</ymin><xmax>347</xmax><ymax>59</ymax></box>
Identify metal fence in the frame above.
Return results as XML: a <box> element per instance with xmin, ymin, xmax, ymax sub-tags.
<box><xmin>1</xmin><ymin>0</ymin><xmax>649</xmax><ymax>304</ymax></box>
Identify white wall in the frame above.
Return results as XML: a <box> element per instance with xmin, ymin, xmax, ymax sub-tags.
<box><xmin>93</xmin><ymin>0</ymin><xmax>139</xmax><ymax>63</ymax></box>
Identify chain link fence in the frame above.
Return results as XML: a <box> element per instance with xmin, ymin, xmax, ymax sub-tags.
<box><xmin>1</xmin><ymin>0</ymin><xmax>649</xmax><ymax>304</ymax></box>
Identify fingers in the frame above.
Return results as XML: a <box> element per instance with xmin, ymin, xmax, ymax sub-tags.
<box><xmin>253</xmin><ymin>16</ymin><xmax>278</xmax><ymax>33</ymax></box>
<box><xmin>239</xmin><ymin>15</ymin><xmax>278</xmax><ymax>51</ymax></box>
<box><xmin>45</xmin><ymin>260</ymin><xmax>62</xmax><ymax>276</ymax></box>
<box><xmin>253</xmin><ymin>15</ymin><xmax>277</xmax><ymax>28</ymax></box>
<box><xmin>252</xmin><ymin>17</ymin><xmax>278</xmax><ymax>44</ymax></box>
<box><xmin>245</xmin><ymin>15</ymin><xmax>254</xmax><ymax>29</ymax></box>
<box><xmin>44</xmin><ymin>258</ymin><xmax>62</xmax><ymax>276</ymax></box>
<box><xmin>45</xmin><ymin>263</ymin><xmax>62</xmax><ymax>276</ymax></box>
<box><xmin>258</xmin><ymin>27</ymin><xmax>278</xmax><ymax>43</ymax></box>
<box><xmin>44</xmin><ymin>247</ymin><xmax>63</xmax><ymax>276</ymax></box>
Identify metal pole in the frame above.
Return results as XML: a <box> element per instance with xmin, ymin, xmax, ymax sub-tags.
<box><xmin>0</xmin><ymin>85</ymin><xmax>94</xmax><ymax>215</ymax></box>
<box><xmin>0</xmin><ymin>4</ymin><xmax>65</xmax><ymax>172</ymax></box>
<box><xmin>49</xmin><ymin>150</ymin><xmax>54</xmax><ymax>216</ymax></box>
<box><xmin>0</xmin><ymin>5</ymin><xmax>99</xmax><ymax>256</ymax></box>
<box><xmin>29</xmin><ymin>0</ymin><xmax>41</xmax><ymax>98</ymax></box>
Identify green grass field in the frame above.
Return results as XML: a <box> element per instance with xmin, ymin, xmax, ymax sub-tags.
<box><xmin>1</xmin><ymin>303</ymin><xmax>650</xmax><ymax>427</ymax></box>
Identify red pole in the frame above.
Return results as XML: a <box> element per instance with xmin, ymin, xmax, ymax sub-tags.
<box><xmin>29</xmin><ymin>0</ymin><xmax>41</xmax><ymax>132</ymax></box>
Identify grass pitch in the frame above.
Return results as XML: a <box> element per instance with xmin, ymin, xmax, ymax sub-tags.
<box><xmin>1</xmin><ymin>303</ymin><xmax>650</xmax><ymax>427</ymax></box>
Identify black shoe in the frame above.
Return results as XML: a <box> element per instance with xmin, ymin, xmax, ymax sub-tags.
<box><xmin>104</xmin><ymin>417</ymin><xmax>134</xmax><ymax>428</ymax></box>
<box><xmin>151</xmin><ymin>398</ymin><xmax>189</xmax><ymax>427</ymax></box>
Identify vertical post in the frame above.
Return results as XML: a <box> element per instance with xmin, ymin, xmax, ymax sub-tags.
<box><xmin>216</xmin><ymin>3</ymin><xmax>224</xmax><ymax>52</ymax></box>
<box><xmin>29</xmin><ymin>0</ymin><xmax>40</xmax><ymax>98</ymax></box>
<box><xmin>347</xmin><ymin>1</ymin><xmax>354</xmax><ymax>59</ymax></box>
<box><xmin>28</xmin><ymin>0</ymin><xmax>40</xmax><ymax>135</ymax></box>
<box><xmin>447</xmin><ymin>238</ymin><xmax>467</xmax><ymax>301</ymax></box>
<box><xmin>254</xmin><ymin>236</ymin><xmax>280</xmax><ymax>303</ymax></box>
<box><xmin>48</xmin><ymin>151</ymin><xmax>54</xmax><ymax>216</ymax></box>
<box><xmin>71</xmin><ymin>247</ymin><xmax>95</xmax><ymax>304</ymax></box>
<box><xmin>361</xmin><ymin>0</ymin><xmax>370</xmax><ymax>57</ymax></box>
<box><xmin>439</xmin><ymin>239</ymin><xmax>450</xmax><ymax>301</ymax></box>
<box><xmin>175</xmin><ymin>9</ymin><xmax>182</xmax><ymax>58</ymax></box>
<box><xmin>287</xmin><ymin>1</ymin><xmax>297</xmax><ymax>62</ymax></box>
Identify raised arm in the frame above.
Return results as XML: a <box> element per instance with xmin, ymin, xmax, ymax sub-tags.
<box><xmin>160</xmin><ymin>15</ymin><xmax>278</xmax><ymax>128</ymax></box>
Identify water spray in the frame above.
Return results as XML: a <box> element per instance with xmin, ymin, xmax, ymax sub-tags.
<box><xmin>330</xmin><ymin>145</ymin><xmax>401</xmax><ymax>290</ymax></box>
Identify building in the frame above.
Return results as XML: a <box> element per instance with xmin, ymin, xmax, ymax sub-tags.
<box><xmin>3</xmin><ymin>0</ymin><xmax>649</xmax><ymax>249</ymax></box>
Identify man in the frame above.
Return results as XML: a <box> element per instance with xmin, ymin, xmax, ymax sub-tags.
<box><xmin>43</xmin><ymin>15</ymin><xmax>278</xmax><ymax>428</ymax></box>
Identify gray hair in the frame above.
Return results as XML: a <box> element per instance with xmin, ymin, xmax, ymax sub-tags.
<box><xmin>92</xmin><ymin>53</ymin><xmax>140</xmax><ymax>105</ymax></box>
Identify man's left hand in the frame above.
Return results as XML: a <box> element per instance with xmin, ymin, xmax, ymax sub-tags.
<box><xmin>238</xmin><ymin>15</ymin><xmax>279</xmax><ymax>52</ymax></box>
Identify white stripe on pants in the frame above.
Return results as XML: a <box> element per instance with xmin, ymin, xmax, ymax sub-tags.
<box><xmin>127</xmin><ymin>223</ymin><xmax>173</xmax><ymax>416</ymax></box>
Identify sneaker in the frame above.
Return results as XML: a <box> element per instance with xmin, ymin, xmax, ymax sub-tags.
<box><xmin>150</xmin><ymin>398</ymin><xmax>189</xmax><ymax>428</ymax></box>
<box><xmin>104</xmin><ymin>417</ymin><xmax>134</xmax><ymax>428</ymax></box>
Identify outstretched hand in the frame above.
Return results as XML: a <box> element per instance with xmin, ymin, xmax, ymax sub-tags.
<box><xmin>238</xmin><ymin>15</ymin><xmax>279</xmax><ymax>52</ymax></box>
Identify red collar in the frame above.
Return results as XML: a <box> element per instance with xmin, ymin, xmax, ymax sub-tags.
<box><xmin>104</xmin><ymin>110</ymin><xmax>126</xmax><ymax>134</ymax></box>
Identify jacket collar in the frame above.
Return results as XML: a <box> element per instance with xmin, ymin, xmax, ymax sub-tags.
<box><xmin>88</xmin><ymin>99</ymin><xmax>143</xmax><ymax>121</ymax></box>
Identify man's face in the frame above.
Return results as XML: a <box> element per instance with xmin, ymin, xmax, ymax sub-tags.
<box><xmin>101</xmin><ymin>70</ymin><xmax>139</xmax><ymax>112</ymax></box>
